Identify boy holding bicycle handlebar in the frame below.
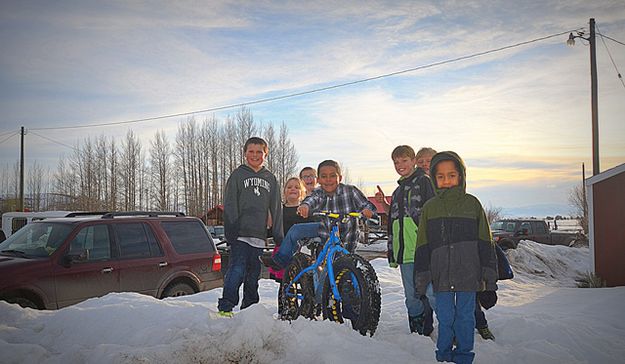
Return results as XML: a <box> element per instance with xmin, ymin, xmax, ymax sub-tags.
<box><xmin>261</xmin><ymin>159</ymin><xmax>376</xmax><ymax>270</ymax></box>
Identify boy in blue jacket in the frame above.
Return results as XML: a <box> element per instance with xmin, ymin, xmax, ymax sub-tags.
<box><xmin>414</xmin><ymin>151</ymin><xmax>497</xmax><ymax>364</ymax></box>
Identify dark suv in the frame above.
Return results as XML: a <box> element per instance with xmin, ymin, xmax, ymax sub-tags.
<box><xmin>0</xmin><ymin>212</ymin><xmax>222</xmax><ymax>309</ymax></box>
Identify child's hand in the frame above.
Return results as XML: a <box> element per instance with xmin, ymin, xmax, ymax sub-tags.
<box><xmin>297</xmin><ymin>204</ymin><xmax>309</xmax><ymax>218</ymax></box>
<box><xmin>375</xmin><ymin>185</ymin><xmax>390</xmax><ymax>213</ymax></box>
<box><xmin>374</xmin><ymin>185</ymin><xmax>386</xmax><ymax>203</ymax></box>
<box><xmin>361</xmin><ymin>208</ymin><xmax>374</xmax><ymax>219</ymax></box>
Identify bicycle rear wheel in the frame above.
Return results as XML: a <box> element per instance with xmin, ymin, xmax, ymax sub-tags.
<box><xmin>280</xmin><ymin>253</ymin><xmax>314</xmax><ymax>321</ymax></box>
<box><xmin>322</xmin><ymin>254</ymin><xmax>381</xmax><ymax>336</ymax></box>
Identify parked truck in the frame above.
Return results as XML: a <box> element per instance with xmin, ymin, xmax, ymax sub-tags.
<box><xmin>490</xmin><ymin>219</ymin><xmax>579</xmax><ymax>249</ymax></box>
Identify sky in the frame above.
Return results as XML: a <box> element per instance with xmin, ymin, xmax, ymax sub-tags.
<box><xmin>1</xmin><ymin>1</ymin><xmax>625</xmax><ymax>215</ymax></box>
<box><xmin>2</xmin><ymin>239</ymin><xmax>625</xmax><ymax>363</ymax></box>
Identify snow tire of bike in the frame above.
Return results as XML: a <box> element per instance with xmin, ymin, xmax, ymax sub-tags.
<box><xmin>280</xmin><ymin>253</ymin><xmax>314</xmax><ymax>321</ymax></box>
<box><xmin>322</xmin><ymin>253</ymin><xmax>381</xmax><ymax>336</ymax></box>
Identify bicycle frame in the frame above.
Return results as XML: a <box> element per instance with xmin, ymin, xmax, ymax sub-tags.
<box><xmin>283</xmin><ymin>212</ymin><xmax>362</xmax><ymax>304</ymax></box>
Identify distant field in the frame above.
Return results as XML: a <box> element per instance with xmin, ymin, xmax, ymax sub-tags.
<box><xmin>545</xmin><ymin>219</ymin><xmax>581</xmax><ymax>232</ymax></box>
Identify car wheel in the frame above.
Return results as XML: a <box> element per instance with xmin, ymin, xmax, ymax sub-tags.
<box><xmin>162</xmin><ymin>282</ymin><xmax>195</xmax><ymax>298</ymax></box>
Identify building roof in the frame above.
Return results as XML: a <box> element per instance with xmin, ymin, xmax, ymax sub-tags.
<box><xmin>585</xmin><ymin>163</ymin><xmax>625</xmax><ymax>186</ymax></box>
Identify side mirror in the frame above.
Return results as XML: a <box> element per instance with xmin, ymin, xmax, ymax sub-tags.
<box><xmin>63</xmin><ymin>251</ymin><xmax>87</xmax><ymax>267</ymax></box>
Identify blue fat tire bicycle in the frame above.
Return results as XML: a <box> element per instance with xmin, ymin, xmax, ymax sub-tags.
<box><xmin>280</xmin><ymin>212</ymin><xmax>381</xmax><ymax>336</ymax></box>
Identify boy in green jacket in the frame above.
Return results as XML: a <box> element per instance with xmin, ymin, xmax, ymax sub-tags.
<box><xmin>414</xmin><ymin>151</ymin><xmax>497</xmax><ymax>364</ymax></box>
<box><xmin>376</xmin><ymin>145</ymin><xmax>435</xmax><ymax>335</ymax></box>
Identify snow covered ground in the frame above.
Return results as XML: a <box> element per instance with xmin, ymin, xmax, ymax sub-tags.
<box><xmin>1</xmin><ymin>240</ymin><xmax>624</xmax><ymax>364</ymax></box>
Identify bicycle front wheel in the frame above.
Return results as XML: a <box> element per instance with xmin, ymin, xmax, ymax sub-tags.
<box><xmin>280</xmin><ymin>253</ymin><xmax>314</xmax><ymax>321</ymax></box>
<box><xmin>322</xmin><ymin>254</ymin><xmax>381</xmax><ymax>336</ymax></box>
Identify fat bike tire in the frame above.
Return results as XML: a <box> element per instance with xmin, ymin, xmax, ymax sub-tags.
<box><xmin>322</xmin><ymin>253</ymin><xmax>381</xmax><ymax>336</ymax></box>
<box><xmin>280</xmin><ymin>253</ymin><xmax>314</xmax><ymax>321</ymax></box>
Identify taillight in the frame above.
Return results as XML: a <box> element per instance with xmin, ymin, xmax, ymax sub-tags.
<box><xmin>212</xmin><ymin>253</ymin><xmax>222</xmax><ymax>272</ymax></box>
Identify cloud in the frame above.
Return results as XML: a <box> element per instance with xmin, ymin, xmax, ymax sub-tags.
<box><xmin>1</xmin><ymin>0</ymin><xmax>624</xmax><ymax>209</ymax></box>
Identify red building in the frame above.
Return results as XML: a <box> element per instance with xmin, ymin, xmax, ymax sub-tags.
<box><xmin>585</xmin><ymin>163</ymin><xmax>625</xmax><ymax>287</ymax></box>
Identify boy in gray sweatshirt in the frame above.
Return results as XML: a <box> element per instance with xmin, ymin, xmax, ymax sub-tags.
<box><xmin>217</xmin><ymin>137</ymin><xmax>283</xmax><ymax>316</ymax></box>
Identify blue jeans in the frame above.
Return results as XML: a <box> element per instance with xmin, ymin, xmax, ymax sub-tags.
<box><xmin>400</xmin><ymin>263</ymin><xmax>424</xmax><ymax>317</ymax></box>
<box><xmin>273</xmin><ymin>222</ymin><xmax>321</xmax><ymax>267</ymax></box>
<box><xmin>434</xmin><ymin>291</ymin><xmax>476</xmax><ymax>364</ymax></box>
<box><xmin>217</xmin><ymin>240</ymin><xmax>263</xmax><ymax>312</ymax></box>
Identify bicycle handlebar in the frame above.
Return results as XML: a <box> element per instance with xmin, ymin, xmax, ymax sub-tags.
<box><xmin>313</xmin><ymin>211</ymin><xmax>380</xmax><ymax>225</ymax></box>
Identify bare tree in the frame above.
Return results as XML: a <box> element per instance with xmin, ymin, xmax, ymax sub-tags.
<box><xmin>263</xmin><ymin>123</ymin><xmax>277</xmax><ymax>174</ymax></box>
<box><xmin>275</xmin><ymin>122</ymin><xmax>298</xmax><ymax>187</ymax></box>
<box><xmin>568</xmin><ymin>183</ymin><xmax>589</xmax><ymax>234</ymax></box>
<box><xmin>107</xmin><ymin>138</ymin><xmax>118</xmax><ymax>211</ymax></box>
<box><xmin>484</xmin><ymin>204</ymin><xmax>504</xmax><ymax>224</ymax></box>
<box><xmin>235</xmin><ymin>107</ymin><xmax>256</xmax><ymax>165</ymax></box>
<box><xmin>206</xmin><ymin>116</ymin><xmax>222</xmax><ymax>209</ymax></box>
<box><xmin>26</xmin><ymin>161</ymin><xmax>45</xmax><ymax>211</ymax></box>
<box><xmin>120</xmin><ymin>130</ymin><xmax>142</xmax><ymax>210</ymax></box>
<box><xmin>150</xmin><ymin>130</ymin><xmax>172</xmax><ymax>211</ymax></box>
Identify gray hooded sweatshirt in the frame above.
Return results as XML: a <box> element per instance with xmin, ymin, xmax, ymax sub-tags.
<box><xmin>223</xmin><ymin>164</ymin><xmax>283</xmax><ymax>247</ymax></box>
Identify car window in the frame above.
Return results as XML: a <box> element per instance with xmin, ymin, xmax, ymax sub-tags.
<box><xmin>114</xmin><ymin>223</ymin><xmax>157</xmax><ymax>259</ymax></box>
<box><xmin>0</xmin><ymin>222</ymin><xmax>73</xmax><ymax>257</ymax></box>
<box><xmin>12</xmin><ymin>217</ymin><xmax>27</xmax><ymax>235</ymax></box>
<box><xmin>505</xmin><ymin>223</ymin><xmax>516</xmax><ymax>232</ymax></box>
<box><xmin>69</xmin><ymin>224</ymin><xmax>111</xmax><ymax>261</ymax></box>
<box><xmin>533</xmin><ymin>222</ymin><xmax>547</xmax><ymax>234</ymax></box>
<box><xmin>520</xmin><ymin>222</ymin><xmax>533</xmax><ymax>234</ymax></box>
<box><xmin>161</xmin><ymin>221</ymin><xmax>214</xmax><ymax>254</ymax></box>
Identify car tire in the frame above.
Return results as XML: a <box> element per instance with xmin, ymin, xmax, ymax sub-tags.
<box><xmin>162</xmin><ymin>282</ymin><xmax>195</xmax><ymax>298</ymax></box>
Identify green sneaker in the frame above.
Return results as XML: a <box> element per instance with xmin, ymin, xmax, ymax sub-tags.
<box><xmin>477</xmin><ymin>327</ymin><xmax>495</xmax><ymax>340</ymax></box>
<box><xmin>218</xmin><ymin>310</ymin><xmax>234</xmax><ymax>318</ymax></box>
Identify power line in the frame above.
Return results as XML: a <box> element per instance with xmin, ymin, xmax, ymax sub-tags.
<box><xmin>0</xmin><ymin>130</ymin><xmax>17</xmax><ymax>138</ymax></box>
<box><xmin>596</xmin><ymin>25</ymin><xmax>625</xmax><ymax>89</ymax></box>
<box><xmin>599</xmin><ymin>33</ymin><xmax>625</xmax><ymax>47</ymax></box>
<box><xmin>28</xmin><ymin>130</ymin><xmax>79</xmax><ymax>152</ymax></box>
<box><xmin>29</xmin><ymin>28</ymin><xmax>582</xmax><ymax>132</ymax></box>
<box><xmin>0</xmin><ymin>131</ymin><xmax>18</xmax><ymax>145</ymax></box>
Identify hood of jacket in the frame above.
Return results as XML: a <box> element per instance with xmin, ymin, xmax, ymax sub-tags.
<box><xmin>239</xmin><ymin>163</ymin><xmax>268</xmax><ymax>175</ymax></box>
<box><xmin>429</xmin><ymin>151</ymin><xmax>467</xmax><ymax>197</ymax></box>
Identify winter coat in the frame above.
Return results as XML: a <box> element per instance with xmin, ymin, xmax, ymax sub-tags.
<box><xmin>387</xmin><ymin>168</ymin><xmax>435</xmax><ymax>265</ymax></box>
<box><xmin>414</xmin><ymin>151</ymin><xmax>497</xmax><ymax>295</ymax></box>
<box><xmin>223</xmin><ymin>164</ymin><xmax>283</xmax><ymax>247</ymax></box>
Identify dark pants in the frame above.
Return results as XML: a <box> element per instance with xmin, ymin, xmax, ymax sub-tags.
<box><xmin>475</xmin><ymin>296</ymin><xmax>488</xmax><ymax>329</ymax></box>
<box><xmin>218</xmin><ymin>240</ymin><xmax>263</xmax><ymax>312</ymax></box>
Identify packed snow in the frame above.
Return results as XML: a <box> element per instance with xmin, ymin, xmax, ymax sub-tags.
<box><xmin>1</xmin><ymin>240</ymin><xmax>624</xmax><ymax>364</ymax></box>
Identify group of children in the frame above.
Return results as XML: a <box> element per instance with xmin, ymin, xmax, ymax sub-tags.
<box><xmin>217</xmin><ymin>137</ymin><xmax>501</xmax><ymax>364</ymax></box>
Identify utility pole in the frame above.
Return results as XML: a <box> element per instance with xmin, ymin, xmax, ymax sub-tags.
<box><xmin>589</xmin><ymin>18</ymin><xmax>599</xmax><ymax>176</ymax></box>
<box><xmin>19</xmin><ymin>126</ymin><xmax>25</xmax><ymax>212</ymax></box>
<box><xmin>568</xmin><ymin>19</ymin><xmax>600</xmax><ymax>175</ymax></box>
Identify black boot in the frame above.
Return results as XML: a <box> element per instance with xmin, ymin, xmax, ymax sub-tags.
<box><xmin>259</xmin><ymin>255</ymin><xmax>282</xmax><ymax>270</ymax></box>
<box><xmin>409</xmin><ymin>314</ymin><xmax>425</xmax><ymax>334</ymax></box>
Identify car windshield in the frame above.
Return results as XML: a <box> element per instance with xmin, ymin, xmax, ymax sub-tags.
<box><xmin>491</xmin><ymin>221</ymin><xmax>517</xmax><ymax>232</ymax></box>
<box><xmin>0</xmin><ymin>222</ymin><xmax>73</xmax><ymax>257</ymax></box>
<box><xmin>214</xmin><ymin>226</ymin><xmax>224</xmax><ymax>236</ymax></box>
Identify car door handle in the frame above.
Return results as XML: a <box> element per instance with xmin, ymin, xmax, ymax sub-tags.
<box><xmin>101</xmin><ymin>267</ymin><xmax>114</xmax><ymax>273</ymax></box>
<box><xmin>158</xmin><ymin>262</ymin><xmax>168</xmax><ymax>267</ymax></box>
